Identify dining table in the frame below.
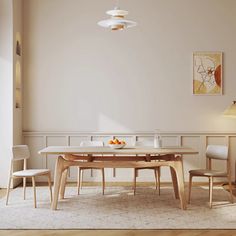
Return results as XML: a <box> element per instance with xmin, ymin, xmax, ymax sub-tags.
<box><xmin>38</xmin><ymin>146</ymin><xmax>198</xmax><ymax>210</ymax></box>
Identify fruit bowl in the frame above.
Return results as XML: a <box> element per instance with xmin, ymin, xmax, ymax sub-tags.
<box><xmin>109</xmin><ymin>143</ymin><xmax>126</xmax><ymax>149</ymax></box>
<box><xmin>108</xmin><ymin>138</ymin><xmax>126</xmax><ymax>149</ymax></box>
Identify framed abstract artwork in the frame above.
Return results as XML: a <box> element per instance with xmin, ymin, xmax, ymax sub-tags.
<box><xmin>193</xmin><ymin>52</ymin><xmax>222</xmax><ymax>95</ymax></box>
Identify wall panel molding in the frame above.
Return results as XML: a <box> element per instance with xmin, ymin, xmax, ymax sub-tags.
<box><xmin>23</xmin><ymin>131</ymin><xmax>236</xmax><ymax>182</ymax></box>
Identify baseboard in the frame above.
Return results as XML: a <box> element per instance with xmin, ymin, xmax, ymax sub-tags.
<box><xmin>19</xmin><ymin>181</ymin><xmax>229</xmax><ymax>188</ymax></box>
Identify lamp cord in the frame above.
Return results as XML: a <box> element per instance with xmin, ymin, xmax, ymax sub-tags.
<box><xmin>115</xmin><ymin>0</ymin><xmax>120</xmax><ymax>9</ymax></box>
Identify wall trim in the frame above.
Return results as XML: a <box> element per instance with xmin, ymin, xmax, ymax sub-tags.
<box><xmin>23</xmin><ymin>131</ymin><xmax>236</xmax><ymax>136</ymax></box>
<box><xmin>22</xmin><ymin>131</ymin><xmax>236</xmax><ymax>182</ymax></box>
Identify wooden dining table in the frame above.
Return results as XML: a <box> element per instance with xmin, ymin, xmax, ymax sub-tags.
<box><xmin>38</xmin><ymin>146</ymin><xmax>198</xmax><ymax>210</ymax></box>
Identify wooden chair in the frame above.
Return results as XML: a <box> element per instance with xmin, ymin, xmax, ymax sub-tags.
<box><xmin>188</xmin><ymin>145</ymin><xmax>234</xmax><ymax>208</ymax></box>
<box><xmin>133</xmin><ymin>141</ymin><xmax>161</xmax><ymax>195</ymax></box>
<box><xmin>77</xmin><ymin>141</ymin><xmax>105</xmax><ymax>195</ymax></box>
<box><xmin>6</xmin><ymin>145</ymin><xmax>52</xmax><ymax>208</ymax></box>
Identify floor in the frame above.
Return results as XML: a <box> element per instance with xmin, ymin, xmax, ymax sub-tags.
<box><xmin>0</xmin><ymin>183</ymin><xmax>235</xmax><ymax>236</ymax></box>
<box><xmin>0</xmin><ymin>230</ymin><xmax>236</xmax><ymax>236</ymax></box>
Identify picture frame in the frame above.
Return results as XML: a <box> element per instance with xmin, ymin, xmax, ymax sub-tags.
<box><xmin>193</xmin><ymin>51</ymin><xmax>223</xmax><ymax>95</ymax></box>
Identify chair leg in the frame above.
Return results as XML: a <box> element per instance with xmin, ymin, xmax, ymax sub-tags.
<box><xmin>157</xmin><ymin>167</ymin><xmax>161</xmax><ymax>195</ymax></box>
<box><xmin>102</xmin><ymin>168</ymin><xmax>105</xmax><ymax>195</ymax></box>
<box><xmin>209</xmin><ymin>176</ymin><xmax>213</xmax><ymax>209</ymax></box>
<box><xmin>6</xmin><ymin>176</ymin><xmax>12</xmax><ymax>205</ymax></box>
<box><xmin>154</xmin><ymin>168</ymin><xmax>158</xmax><ymax>190</ymax></box>
<box><xmin>188</xmin><ymin>174</ymin><xmax>193</xmax><ymax>204</ymax></box>
<box><xmin>154</xmin><ymin>167</ymin><xmax>161</xmax><ymax>195</ymax></box>
<box><xmin>48</xmin><ymin>174</ymin><xmax>53</xmax><ymax>203</ymax></box>
<box><xmin>81</xmin><ymin>169</ymin><xmax>84</xmax><ymax>189</ymax></box>
<box><xmin>228</xmin><ymin>177</ymin><xmax>234</xmax><ymax>203</ymax></box>
<box><xmin>134</xmin><ymin>169</ymin><xmax>137</xmax><ymax>195</ymax></box>
<box><xmin>77</xmin><ymin>168</ymin><xmax>82</xmax><ymax>195</ymax></box>
<box><xmin>32</xmin><ymin>177</ymin><xmax>37</xmax><ymax>208</ymax></box>
<box><xmin>23</xmin><ymin>177</ymin><xmax>26</xmax><ymax>200</ymax></box>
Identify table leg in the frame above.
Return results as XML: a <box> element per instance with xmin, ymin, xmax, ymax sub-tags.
<box><xmin>170</xmin><ymin>166</ymin><xmax>179</xmax><ymax>199</ymax></box>
<box><xmin>173</xmin><ymin>160</ymin><xmax>186</xmax><ymax>210</ymax></box>
<box><xmin>52</xmin><ymin>156</ymin><xmax>65</xmax><ymax>210</ymax></box>
<box><xmin>60</xmin><ymin>168</ymin><xmax>68</xmax><ymax>199</ymax></box>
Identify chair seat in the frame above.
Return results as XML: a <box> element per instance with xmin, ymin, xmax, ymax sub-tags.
<box><xmin>13</xmin><ymin>169</ymin><xmax>50</xmax><ymax>177</ymax></box>
<box><xmin>189</xmin><ymin>169</ymin><xmax>227</xmax><ymax>177</ymax></box>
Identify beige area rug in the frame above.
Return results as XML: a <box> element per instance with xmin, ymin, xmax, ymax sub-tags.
<box><xmin>0</xmin><ymin>186</ymin><xmax>236</xmax><ymax>229</ymax></box>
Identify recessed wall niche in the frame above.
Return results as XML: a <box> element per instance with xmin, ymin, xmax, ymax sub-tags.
<box><xmin>15</xmin><ymin>61</ymin><xmax>21</xmax><ymax>108</ymax></box>
<box><xmin>16</xmin><ymin>32</ymin><xmax>21</xmax><ymax>56</ymax></box>
<box><xmin>15</xmin><ymin>32</ymin><xmax>22</xmax><ymax>109</ymax></box>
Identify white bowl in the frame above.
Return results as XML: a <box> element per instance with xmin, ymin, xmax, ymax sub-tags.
<box><xmin>109</xmin><ymin>144</ymin><xmax>126</xmax><ymax>149</ymax></box>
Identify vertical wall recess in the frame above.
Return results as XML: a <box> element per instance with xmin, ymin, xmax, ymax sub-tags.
<box><xmin>15</xmin><ymin>32</ymin><xmax>22</xmax><ymax>109</ymax></box>
<box><xmin>12</xmin><ymin>1</ymin><xmax>23</xmax><ymax>186</ymax></box>
<box><xmin>15</xmin><ymin>60</ymin><xmax>21</xmax><ymax>108</ymax></box>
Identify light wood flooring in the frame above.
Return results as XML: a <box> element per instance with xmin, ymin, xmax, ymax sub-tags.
<box><xmin>0</xmin><ymin>182</ymin><xmax>236</xmax><ymax>236</ymax></box>
<box><xmin>0</xmin><ymin>230</ymin><xmax>236</xmax><ymax>236</ymax></box>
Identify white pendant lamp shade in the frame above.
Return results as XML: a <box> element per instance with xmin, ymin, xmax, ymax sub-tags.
<box><xmin>98</xmin><ymin>7</ymin><xmax>137</xmax><ymax>31</ymax></box>
<box><xmin>106</xmin><ymin>9</ymin><xmax>128</xmax><ymax>16</ymax></box>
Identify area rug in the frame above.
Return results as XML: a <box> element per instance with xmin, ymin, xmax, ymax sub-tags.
<box><xmin>0</xmin><ymin>186</ymin><xmax>235</xmax><ymax>229</ymax></box>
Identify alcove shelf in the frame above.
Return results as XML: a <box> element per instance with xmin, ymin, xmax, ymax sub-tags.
<box><xmin>15</xmin><ymin>60</ymin><xmax>22</xmax><ymax>109</ymax></box>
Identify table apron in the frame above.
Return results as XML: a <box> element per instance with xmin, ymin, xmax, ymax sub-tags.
<box><xmin>62</xmin><ymin>159</ymin><xmax>180</xmax><ymax>169</ymax></box>
<box><xmin>65</xmin><ymin>154</ymin><xmax>177</xmax><ymax>162</ymax></box>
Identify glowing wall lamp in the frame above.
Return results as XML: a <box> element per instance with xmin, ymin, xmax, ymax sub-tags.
<box><xmin>223</xmin><ymin>101</ymin><xmax>236</xmax><ymax>118</ymax></box>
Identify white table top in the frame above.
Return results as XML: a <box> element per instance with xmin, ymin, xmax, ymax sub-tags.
<box><xmin>38</xmin><ymin>146</ymin><xmax>198</xmax><ymax>155</ymax></box>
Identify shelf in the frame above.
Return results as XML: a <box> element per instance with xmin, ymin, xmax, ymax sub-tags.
<box><xmin>15</xmin><ymin>59</ymin><xmax>22</xmax><ymax>109</ymax></box>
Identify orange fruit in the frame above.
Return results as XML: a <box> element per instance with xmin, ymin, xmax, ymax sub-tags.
<box><xmin>114</xmin><ymin>139</ymin><xmax>119</xmax><ymax>144</ymax></box>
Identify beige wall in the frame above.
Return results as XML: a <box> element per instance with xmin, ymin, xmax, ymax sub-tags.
<box><xmin>0</xmin><ymin>0</ymin><xmax>23</xmax><ymax>187</ymax></box>
<box><xmin>0</xmin><ymin>0</ymin><xmax>14</xmax><ymax>187</ymax></box>
<box><xmin>13</xmin><ymin>0</ymin><xmax>23</xmax><ymax>145</ymax></box>
<box><xmin>23</xmin><ymin>0</ymin><xmax>236</xmax><ymax>133</ymax></box>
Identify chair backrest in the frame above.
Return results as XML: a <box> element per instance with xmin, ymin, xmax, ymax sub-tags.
<box><xmin>206</xmin><ymin>145</ymin><xmax>228</xmax><ymax>160</ymax></box>
<box><xmin>134</xmin><ymin>140</ymin><xmax>153</xmax><ymax>147</ymax></box>
<box><xmin>80</xmin><ymin>141</ymin><xmax>104</xmax><ymax>147</ymax></box>
<box><xmin>12</xmin><ymin>145</ymin><xmax>30</xmax><ymax>161</ymax></box>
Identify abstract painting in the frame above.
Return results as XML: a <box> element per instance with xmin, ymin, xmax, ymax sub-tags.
<box><xmin>193</xmin><ymin>52</ymin><xmax>222</xmax><ymax>95</ymax></box>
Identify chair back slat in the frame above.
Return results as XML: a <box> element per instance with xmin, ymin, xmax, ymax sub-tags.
<box><xmin>12</xmin><ymin>145</ymin><xmax>30</xmax><ymax>160</ymax></box>
<box><xmin>134</xmin><ymin>140</ymin><xmax>153</xmax><ymax>147</ymax></box>
<box><xmin>80</xmin><ymin>141</ymin><xmax>104</xmax><ymax>147</ymax></box>
<box><xmin>206</xmin><ymin>145</ymin><xmax>228</xmax><ymax>160</ymax></box>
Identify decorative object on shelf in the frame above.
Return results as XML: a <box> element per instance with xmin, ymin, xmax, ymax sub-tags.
<box><xmin>223</xmin><ymin>101</ymin><xmax>236</xmax><ymax>117</ymax></box>
<box><xmin>193</xmin><ymin>52</ymin><xmax>222</xmax><ymax>95</ymax></box>
<box><xmin>16</xmin><ymin>40</ymin><xmax>21</xmax><ymax>56</ymax></box>
<box><xmin>154</xmin><ymin>129</ymin><xmax>162</xmax><ymax>148</ymax></box>
<box><xmin>98</xmin><ymin>1</ymin><xmax>137</xmax><ymax>31</ymax></box>
<box><xmin>15</xmin><ymin>61</ymin><xmax>21</xmax><ymax>108</ymax></box>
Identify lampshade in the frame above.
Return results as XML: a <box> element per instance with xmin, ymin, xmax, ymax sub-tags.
<box><xmin>98</xmin><ymin>7</ymin><xmax>137</xmax><ymax>31</ymax></box>
<box><xmin>223</xmin><ymin>101</ymin><xmax>236</xmax><ymax>117</ymax></box>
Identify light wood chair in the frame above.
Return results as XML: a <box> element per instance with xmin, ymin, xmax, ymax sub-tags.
<box><xmin>188</xmin><ymin>145</ymin><xmax>234</xmax><ymax>208</ymax></box>
<box><xmin>133</xmin><ymin>141</ymin><xmax>161</xmax><ymax>195</ymax></box>
<box><xmin>77</xmin><ymin>141</ymin><xmax>105</xmax><ymax>195</ymax></box>
<box><xmin>6</xmin><ymin>145</ymin><xmax>52</xmax><ymax>208</ymax></box>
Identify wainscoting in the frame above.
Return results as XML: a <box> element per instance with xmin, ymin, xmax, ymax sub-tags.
<box><xmin>23</xmin><ymin>131</ymin><xmax>236</xmax><ymax>182</ymax></box>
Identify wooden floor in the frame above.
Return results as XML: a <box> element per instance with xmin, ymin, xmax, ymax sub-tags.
<box><xmin>0</xmin><ymin>230</ymin><xmax>236</xmax><ymax>236</ymax></box>
<box><xmin>0</xmin><ymin>183</ymin><xmax>235</xmax><ymax>236</ymax></box>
